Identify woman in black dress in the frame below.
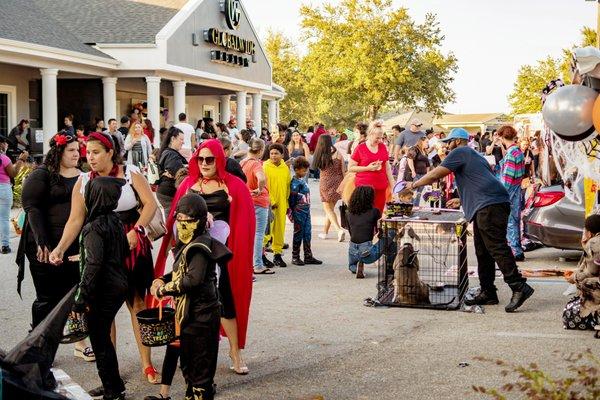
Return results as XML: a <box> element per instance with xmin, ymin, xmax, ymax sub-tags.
<box><xmin>16</xmin><ymin>132</ymin><xmax>95</xmax><ymax>361</ymax></box>
<box><xmin>156</xmin><ymin>127</ymin><xmax>187</xmax><ymax>217</ymax></box>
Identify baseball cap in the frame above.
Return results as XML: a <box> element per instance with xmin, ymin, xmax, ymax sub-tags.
<box><xmin>440</xmin><ymin>128</ymin><xmax>470</xmax><ymax>142</ymax></box>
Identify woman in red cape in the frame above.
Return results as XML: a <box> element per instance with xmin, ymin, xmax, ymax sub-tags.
<box><xmin>154</xmin><ymin>139</ymin><xmax>255</xmax><ymax>373</ymax></box>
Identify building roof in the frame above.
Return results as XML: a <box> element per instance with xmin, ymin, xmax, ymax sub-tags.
<box><xmin>34</xmin><ymin>0</ymin><xmax>178</xmax><ymax>44</ymax></box>
<box><xmin>0</xmin><ymin>0</ymin><xmax>111</xmax><ymax>58</ymax></box>
<box><xmin>0</xmin><ymin>0</ymin><xmax>179</xmax><ymax>59</ymax></box>
<box><xmin>433</xmin><ymin>113</ymin><xmax>506</xmax><ymax>126</ymax></box>
<box><xmin>381</xmin><ymin>110</ymin><xmax>436</xmax><ymax>130</ymax></box>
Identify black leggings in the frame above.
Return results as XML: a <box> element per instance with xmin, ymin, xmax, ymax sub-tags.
<box><xmin>29</xmin><ymin>259</ymin><xmax>79</xmax><ymax>328</ymax></box>
<box><xmin>88</xmin><ymin>287</ymin><xmax>127</xmax><ymax>397</ymax></box>
<box><xmin>159</xmin><ymin>309</ymin><xmax>220</xmax><ymax>400</ymax></box>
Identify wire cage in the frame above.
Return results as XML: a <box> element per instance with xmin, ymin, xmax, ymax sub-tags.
<box><xmin>376</xmin><ymin>209</ymin><xmax>469</xmax><ymax>309</ymax></box>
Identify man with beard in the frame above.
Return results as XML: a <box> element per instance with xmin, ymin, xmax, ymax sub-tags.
<box><xmin>405</xmin><ymin>128</ymin><xmax>534</xmax><ymax>313</ymax></box>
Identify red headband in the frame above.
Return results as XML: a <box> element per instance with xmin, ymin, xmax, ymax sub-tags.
<box><xmin>88</xmin><ymin>132</ymin><xmax>114</xmax><ymax>150</ymax></box>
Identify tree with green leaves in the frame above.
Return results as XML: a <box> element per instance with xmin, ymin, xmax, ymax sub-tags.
<box><xmin>264</xmin><ymin>31</ymin><xmax>309</xmax><ymax>128</ymax></box>
<box><xmin>296</xmin><ymin>0</ymin><xmax>457</xmax><ymax>127</ymax></box>
<box><xmin>509</xmin><ymin>27</ymin><xmax>597</xmax><ymax>115</ymax></box>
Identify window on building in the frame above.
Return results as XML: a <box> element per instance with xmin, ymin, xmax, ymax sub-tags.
<box><xmin>0</xmin><ymin>93</ymin><xmax>7</xmax><ymax>136</ymax></box>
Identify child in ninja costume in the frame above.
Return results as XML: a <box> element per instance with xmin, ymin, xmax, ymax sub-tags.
<box><xmin>73</xmin><ymin>177</ymin><xmax>129</xmax><ymax>400</ymax></box>
<box><xmin>151</xmin><ymin>193</ymin><xmax>232</xmax><ymax>400</ymax></box>
<box><xmin>288</xmin><ymin>156</ymin><xmax>322</xmax><ymax>266</ymax></box>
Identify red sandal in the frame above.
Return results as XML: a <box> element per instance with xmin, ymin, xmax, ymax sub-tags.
<box><xmin>144</xmin><ymin>365</ymin><xmax>161</xmax><ymax>384</ymax></box>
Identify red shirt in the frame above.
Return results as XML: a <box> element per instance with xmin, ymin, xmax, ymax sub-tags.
<box><xmin>144</xmin><ymin>128</ymin><xmax>154</xmax><ymax>143</ymax></box>
<box><xmin>241</xmin><ymin>158</ymin><xmax>270</xmax><ymax>208</ymax></box>
<box><xmin>351</xmin><ymin>142</ymin><xmax>389</xmax><ymax>189</ymax></box>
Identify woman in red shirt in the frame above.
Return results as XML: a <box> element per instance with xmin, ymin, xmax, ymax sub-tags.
<box><xmin>348</xmin><ymin>120</ymin><xmax>394</xmax><ymax>213</ymax></box>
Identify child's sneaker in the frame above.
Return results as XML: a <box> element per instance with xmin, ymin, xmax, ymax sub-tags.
<box><xmin>292</xmin><ymin>257</ymin><xmax>305</xmax><ymax>266</ymax></box>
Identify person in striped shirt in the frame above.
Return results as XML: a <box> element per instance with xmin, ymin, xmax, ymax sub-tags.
<box><xmin>498</xmin><ymin>125</ymin><xmax>525</xmax><ymax>261</ymax></box>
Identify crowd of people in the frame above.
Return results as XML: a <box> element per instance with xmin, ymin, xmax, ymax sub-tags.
<box><xmin>3</xmin><ymin>107</ymin><xmax>597</xmax><ymax>400</ymax></box>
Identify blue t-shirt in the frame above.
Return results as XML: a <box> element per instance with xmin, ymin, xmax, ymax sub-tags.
<box><xmin>441</xmin><ymin>146</ymin><xmax>509</xmax><ymax>221</ymax></box>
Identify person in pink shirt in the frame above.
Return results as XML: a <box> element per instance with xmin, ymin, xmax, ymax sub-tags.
<box><xmin>0</xmin><ymin>136</ymin><xmax>28</xmax><ymax>253</ymax></box>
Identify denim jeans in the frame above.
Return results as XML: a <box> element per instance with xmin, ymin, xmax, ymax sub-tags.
<box><xmin>0</xmin><ymin>183</ymin><xmax>12</xmax><ymax>247</ymax></box>
<box><xmin>348</xmin><ymin>240</ymin><xmax>384</xmax><ymax>273</ymax></box>
<box><xmin>412</xmin><ymin>174</ymin><xmax>425</xmax><ymax>205</ymax></box>
<box><xmin>506</xmin><ymin>185</ymin><xmax>523</xmax><ymax>257</ymax></box>
<box><xmin>253</xmin><ymin>205</ymin><xmax>269</xmax><ymax>269</ymax></box>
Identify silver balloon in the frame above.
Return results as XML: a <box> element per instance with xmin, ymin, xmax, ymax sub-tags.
<box><xmin>542</xmin><ymin>85</ymin><xmax>598</xmax><ymax>141</ymax></box>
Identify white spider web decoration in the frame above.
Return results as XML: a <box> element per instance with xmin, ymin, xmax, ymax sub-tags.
<box><xmin>543</xmin><ymin>124</ymin><xmax>600</xmax><ymax>203</ymax></box>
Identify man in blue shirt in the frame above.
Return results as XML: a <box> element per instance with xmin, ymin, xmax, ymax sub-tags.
<box><xmin>406</xmin><ymin>128</ymin><xmax>534</xmax><ymax>312</ymax></box>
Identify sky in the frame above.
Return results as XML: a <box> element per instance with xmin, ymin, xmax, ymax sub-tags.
<box><xmin>242</xmin><ymin>0</ymin><xmax>597</xmax><ymax>115</ymax></box>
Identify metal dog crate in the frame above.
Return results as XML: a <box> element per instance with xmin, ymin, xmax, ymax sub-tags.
<box><xmin>377</xmin><ymin>209</ymin><xmax>468</xmax><ymax>309</ymax></box>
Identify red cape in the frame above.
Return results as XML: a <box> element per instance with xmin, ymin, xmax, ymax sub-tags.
<box><xmin>154</xmin><ymin>139</ymin><xmax>255</xmax><ymax>349</ymax></box>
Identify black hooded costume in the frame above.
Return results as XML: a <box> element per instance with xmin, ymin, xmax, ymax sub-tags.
<box><xmin>155</xmin><ymin>193</ymin><xmax>232</xmax><ymax>400</ymax></box>
<box><xmin>0</xmin><ymin>287</ymin><xmax>76</xmax><ymax>400</ymax></box>
<box><xmin>74</xmin><ymin>176</ymin><xmax>128</xmax><ymax>399</ymax></box>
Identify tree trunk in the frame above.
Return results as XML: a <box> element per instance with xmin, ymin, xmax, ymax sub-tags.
<box><xmin>367</xmin><ymin>104</ymin><xmax>380</xmax><ymax>120</ymax></box>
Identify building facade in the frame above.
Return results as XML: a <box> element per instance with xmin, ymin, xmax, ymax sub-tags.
<box><xmin>0</xmin><ymin>0</ymin><xmax>284</xmax><ymax>152</ymax></box>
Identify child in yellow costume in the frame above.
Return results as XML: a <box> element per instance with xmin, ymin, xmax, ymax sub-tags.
<box><xmin>263</xmin><ymin>143</ymin><xmax>291</xmax><ymax>267</ymax></box>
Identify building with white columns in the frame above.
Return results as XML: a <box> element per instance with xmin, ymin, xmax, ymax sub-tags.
<box><xmin>0</xmin><ymin>0</ymin><xmax>285</xmax><ymax>154</ymax></box>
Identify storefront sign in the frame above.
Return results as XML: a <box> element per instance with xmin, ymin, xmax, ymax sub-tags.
<box><xmin>221</xmin><ymin>0</ymin><xmax>241</xmax><ymax>30</ymax></box>
<box><xmin>211</xmin><ymin>50</ymin><xmax>249</xmax><ymax>67</ymax></box>
<box><xmin>203</xmin><ymin>28</ymin><xmax>255</xmax><ymax>56</ymax></box>
<box><xmin>194</xmin><ymin>0</ymin><xmax>255</xmax><ymax>68</ymax></box>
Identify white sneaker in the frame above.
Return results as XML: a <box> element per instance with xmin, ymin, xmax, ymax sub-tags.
<box><xmin>337</xmin><ymin>230</ymin><xmax>346</xmax><ymax>242</ymax></box>
<box><xmin>318</xmin><ymin>233</ymin><xmax>328</xmax><ymax>240</ymax></box>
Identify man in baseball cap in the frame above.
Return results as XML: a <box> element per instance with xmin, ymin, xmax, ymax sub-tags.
<box><xmin>393</xmin><ymin>118</ymin><xmax>426</xmax><ymax>164</ymax></box>
<box><xmin>406</xmin><ymin>127</ymin><xmax>534</xmax><ymax>313</ymax></box>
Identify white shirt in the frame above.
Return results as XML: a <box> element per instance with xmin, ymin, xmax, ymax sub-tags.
<box><xmin>174</xmin><ymin>122</ymin><xmax>195</xmax><ymax>150</ymax></box>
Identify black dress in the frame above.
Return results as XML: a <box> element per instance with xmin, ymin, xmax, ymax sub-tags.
<box><xmin>189</xmin><ymin>188</ymin><xmax>235</xmax><ymax>319</ymax></box>
<box><xmin>17</xmin><ymin>166</ymin><xmax>81</xmax><ymax>327</ymax></box>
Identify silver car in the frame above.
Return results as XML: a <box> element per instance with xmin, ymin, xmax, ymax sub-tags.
<box><xmin>523</xmin><ymin>184</ymin><xmax>585</xmax><ymax>250</ymax></box>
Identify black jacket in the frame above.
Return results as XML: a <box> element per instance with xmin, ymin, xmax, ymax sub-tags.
<box><xmin>74</xmin><ymin>177</ymin><xmax>128</xmax><ymax>311</ymax></box>
<box><xmin>159</xmin><ymin>233</ymin><xmax>231</xmax><ymax>331</ymax></box>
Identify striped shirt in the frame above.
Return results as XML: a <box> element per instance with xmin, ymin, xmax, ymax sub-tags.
<box><xmin>500</xmin><ymin>144</ymin><xmax>525</xmax><ymax>188</ymax></box>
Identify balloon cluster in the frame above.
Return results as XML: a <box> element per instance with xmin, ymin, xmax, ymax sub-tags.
<box><xmin>542</xmin><ymin>84</ymin><xmax>600</xmax><ymax>142</ymax></box>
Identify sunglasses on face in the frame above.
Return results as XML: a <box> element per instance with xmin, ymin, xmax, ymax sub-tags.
<box><xmin>197</xmin><ymin>156</ymin><xmax>216</xmax><ymax>165</ymax></box>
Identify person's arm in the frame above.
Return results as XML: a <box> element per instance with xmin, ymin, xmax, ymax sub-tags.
<box><xmin>131</xmin><ymin>170</ymin><xmax>157</xmax><ymax>229</ymax></box>
<box><xmin>50</xmin><ymin>178</ymin><xmax>86</xmax><ymax>264</ymax></box>
<box><xmin>302</xmin><ymin>142</ymin><xmax>310</xmax><ymax>157</ymax></box>
<box><xmin>21</xmin><ymin>169</ymin><xmax>50</xmax><ymax>251</ymax></box>
<box><xmin>385</xmin><ymin>160</ymin><xmax>394</xmax><ymax>188</ymax></box>
<box><xmin>124</xmin><ymin>135</ymin><xmax>135</xmax><ymax>151</ymax></box>
<box><xmin>157</xmin><ymin>251</ymin><xmax>209</xmax><ymax>297</ymax></box>
<box><xmin>73</xmin><ymin>229</ymin><xmax>103</xmax><ymax>312</ymax></box>
<box><xmin>251</xmin><ymin>164</ymin><xmax>267</xmax><ymax>196</ymax></box>
<box><xmin>410</xmin><ymin>166</ymin><xmax>452</xmax><ymax>189</ymax></box>
<box><xmin>191</xmin><ymin>131</ymin><xmax>197</xmax><ymax>150</ymax></box>
<box><xmin>15</xmin><ymin>133</ymin><xmax>28</xmax><ymax>147</ymax></box>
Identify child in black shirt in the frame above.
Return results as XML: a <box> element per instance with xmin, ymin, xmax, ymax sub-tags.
<box><xmin>346</xmin><ymin>185</ymin><xmax>382</xmax><ymax>279</ymax></box>
<box><xmin>151</xmin><ymin>193</ymin><xmax>231</xmax><ymax>400</ymax></box>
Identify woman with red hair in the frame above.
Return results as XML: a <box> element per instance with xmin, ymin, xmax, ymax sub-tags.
<box><xmin>154</xmin><ymin>139</ymin><xmax>255</xmax><ymax>378</ymax></box>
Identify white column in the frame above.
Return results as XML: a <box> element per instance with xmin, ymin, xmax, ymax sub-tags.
<box><xmin>145</xmin><ymin>76</ymin><xmax>161</xmax><ymax>147</ymax></box>
<box><xmin>251</xmin><ymin>93</ymin><xmax>262</xmax><ymax>134</ymax></box>
<box><xmin>236</xmin><ymin>91</ymin><xmax>247</xmax><ymax>132</ymax></box>
<box><xmin>268</xmin><ymin>99</ymin><xmax>277</xmax><ymax>133</ymax></box>
<box><xmin>172</xmin><ymin>81</ymin><xmax>186</xmax><ymax>121</ymax></box>
<box><xmin>102</xmin><ymin>77</ymin><xmax>118</xmax><ymax>123</ymax></box>
<box><xmin>40</xmin><ymin>68</ymin><xmax>58</xmax><ymax>153</ymax></box>
<box><xmin>276</xmin><ymin>100</ymin><xmax>280</xmax><ymax>123</ymax></box>
<box><xmin>219</xmin><ymin>95</ymin><xmax>231</xmax><ymax>124</ymax></box>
